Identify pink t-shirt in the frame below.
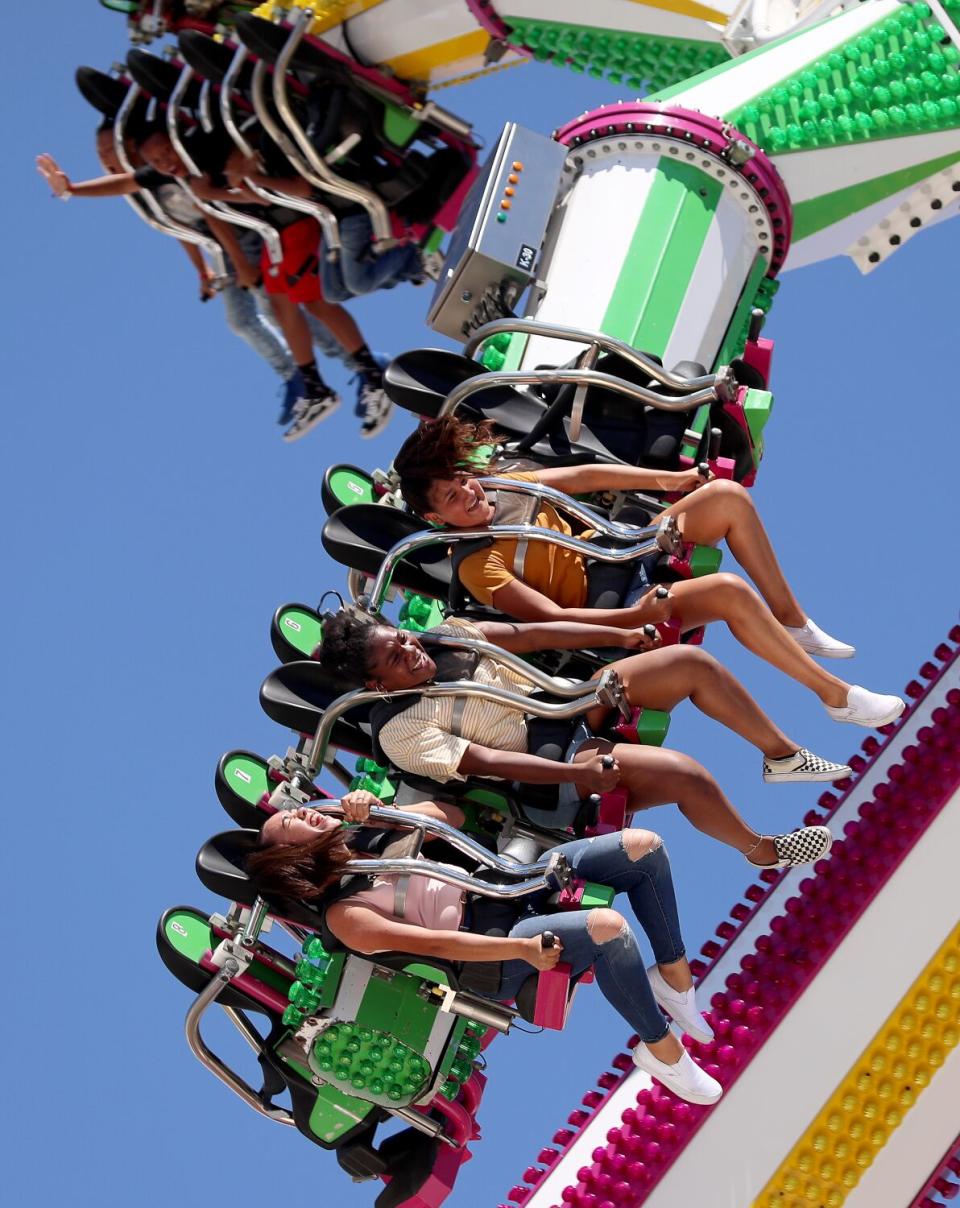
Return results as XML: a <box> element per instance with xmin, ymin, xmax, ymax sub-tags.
<box><xmin>348</xmin><ymin>868</ymin><xmax>464</xmax><ymax>932</ymax></box>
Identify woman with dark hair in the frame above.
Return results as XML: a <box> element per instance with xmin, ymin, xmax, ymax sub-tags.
<box><xmin>250</xmin><ymin>795</ymin><xmax>724</xmax><ymax>1106</ymax></box>
<box><xmin>391</xmin><ymin>416</ymin><xmax>904</xmax><ymax>730</ymax></box>
<box><xmin>315</xmin><ymin>610</ymin><xmax>842</xmax><ymax>868</ymax></box>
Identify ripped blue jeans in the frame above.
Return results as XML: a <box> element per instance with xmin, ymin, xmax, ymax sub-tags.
<box><xmin>493</xmin><ymin>831</ymin><xmax>685</xmax><ymax>1043</ymax></box>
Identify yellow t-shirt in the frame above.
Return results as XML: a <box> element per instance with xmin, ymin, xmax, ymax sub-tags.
<box><xmin>456</xmin><ymin>472</ymin><xmax>592</xmax><ymax>608</ymax></box>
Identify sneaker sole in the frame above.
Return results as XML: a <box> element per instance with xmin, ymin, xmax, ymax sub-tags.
<box><xmin>828</xmin><ymin>700</ymin><xmax>906</xmax><ymax>728</ymax></box>
<box><xmin>763</xmin><ymin>766</ymin><xmax>852</xmax><ymax>784</ymax></box>
<box><xmin>795</xmin><ymin>642</ymin><xmax>855</xmax><ymax>659</ymax></box>
<box><xmin>634</xmin><ymin>1060</ymin><xmax>722</xmax><ymax>1105</ymax></box>
<box><xmin>282</xmin><ymin>398</ymin><xmax>341</xmax><ymax>442</ymax></box>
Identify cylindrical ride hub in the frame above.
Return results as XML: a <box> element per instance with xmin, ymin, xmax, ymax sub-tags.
<box><xmin>520</xmin><ymin>102</ymin><xmax>792</xmax><ymax>372</ymax></box>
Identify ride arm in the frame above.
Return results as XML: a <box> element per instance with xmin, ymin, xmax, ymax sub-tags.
<box><xmin>326</xmin><ymin>900</ymin><xmax>543</xmax><ymax>965</ymax></box>
<box><xmin>472</xmin><ymin>617</ymin><xmax>647</xmax><ymax>652</ymax></box>
<box><xmin>532</xmin><ymin>464</ymin><xmax>703</xmax><ymax>495</ymax></box>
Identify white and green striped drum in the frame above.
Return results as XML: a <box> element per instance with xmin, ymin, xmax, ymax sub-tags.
<box><xmin>517</xmin><ymin>103</ymin><xmax>790</xmax><ymax>374</ymax></box>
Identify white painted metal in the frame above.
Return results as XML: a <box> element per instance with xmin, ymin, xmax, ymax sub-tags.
<box><xmin>504</xmin><ymin>0</ymin><xmax>730</xmax><ymax>42</ymax></box>
<box><xmin>845</xmin><ymin>1043</ymin><xmax>960</xmax><ymax>1208</ymax></box>
<box><xmin>846</xmin><ymin>161</ymin><xmax>960</xmax><ymax>275</ymax></box>
<box><xmin>527</xmin><ymin>659</ymin><xmax>960</xmax><ymax>1207</ymax></box>
<box><xmin>346</xmin><ymin>0</ymin><xmax>479</xmax><ymax>63</ymax></box>
<box><xmin>662</xmin><ymin>184</ymin><xmax>762</xmax><ymax>367</ymax></box>
<box><xmin>520</xmin><ymin>159</ymin><xmax>659</xmax><ymax>368</ymax></box>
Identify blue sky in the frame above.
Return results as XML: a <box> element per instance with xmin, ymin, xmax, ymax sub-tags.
<box><xmin>4</xmin><ymin>6</ymin><xmax>958</xmax><ymax>1206</ymax></box>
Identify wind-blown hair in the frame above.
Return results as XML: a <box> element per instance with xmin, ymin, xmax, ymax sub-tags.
<box><xmin>315</xmin><ymin>610</ymin><xmax>379</xmax><ymax>689</ymax></box>
<box><xmin>246</xmin><ymin>825</ymin><xmax>355</xmax><ymax>901</ymax></box>
<box><xmin>393</xmin><ymin>415</ymin><xmax>500</xmax><ymax>516</ymax></box>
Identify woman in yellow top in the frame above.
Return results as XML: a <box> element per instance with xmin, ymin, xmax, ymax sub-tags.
<box><xmin>392</xmin><ymin>416</ymin><xmax>904</xmax><ymax>731</ymax></box>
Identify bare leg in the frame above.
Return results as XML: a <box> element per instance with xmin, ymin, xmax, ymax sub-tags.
<box><xmin>654</xmin><ymin>574</ymin><xmax>849</xmax><ymax>707</ymax></box>
<box><xmin>663</xmin><ymin>480</ymin><xmax>806</xmax><ymax>627</ymax></box>
<box><xmin>268</xmin><ymin>294</ymin><xmax>314</xmax><ymax>364</ymax></box>
<box><xmin>304</xmin><ymin>297</ymin><xmax>363</xmax><ymax>356</ymax></box>
<box><xmin>585</xmin><ymin>645</ymin><xmax>797</xmax><ymax>759</ymax></box>
<box><xmin>572</xmin><ymin>738</ymin><xmax>778</xmax><ymax>865</ymax></box>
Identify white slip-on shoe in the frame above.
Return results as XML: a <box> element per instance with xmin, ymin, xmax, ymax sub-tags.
<box><xmin>785</xmin><ymin>618</ymin><xmax>855</xmax><ymax>659</ymax></box>
<box><xmin>824</xmin><ymin>685</ymin><xmax>905</xmax><ymax>729</ymax></box>
<box><xmin>632</xmin><ymin>1043</ymin><xmax>723</xmax><ymax>1105</ymax></box>
<box><xmin>762</xmin><ymin>748</ymin><xmax>851</xmax><ymax>784</ymax></box>
<box><xmin>646</xmin><ymin>965</ymin><xmax>714</xmax><ymax>1044</ymax></box>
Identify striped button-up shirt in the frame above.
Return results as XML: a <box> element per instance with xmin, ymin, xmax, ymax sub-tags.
<box><xmin>377</xmin><ymin>618</ymin><xmax>536</xmax><ymax>782</ymax></box>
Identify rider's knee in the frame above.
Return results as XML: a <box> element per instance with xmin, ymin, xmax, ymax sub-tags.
<box><xmin>587</xmin><ymin>908</ymin><xmax>628</xmax><ymax>944</ymax></box>
<box><xmin>711</xmin><ymin>478</ymin><xmax>753</xmax><ymax>510</ymax></box>
<box><xmin>622</xmin><ymin>829</ymin><xmax>663</xmax><ymax>860</ymax></box>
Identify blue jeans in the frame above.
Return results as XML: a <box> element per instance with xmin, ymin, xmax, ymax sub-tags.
<box><xmin>320</xmin><ymin>212</ymin><xmax>421</xmax><ymax>302</ymax></box>
<box><xmin>492</xmin><ymin>832</ymin><xmax>685</xmax><ymax>1043</ymax></box>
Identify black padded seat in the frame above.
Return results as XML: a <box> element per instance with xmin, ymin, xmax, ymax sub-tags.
<box><xmin>321</xmin><ymin>505</ymin><xmax>452</xmax><ymax>598</ymax></box>
<box><xmin>384</xmin><ymin>349</ymin><xmax>491</xmax><ymax>419</ymax></box>
<box><xmin>156</xmin><ymin>904</ymin><xmax>274</xmax><ymax>1009</ymax></box>
<box><xmin>260</xmin><ymin>661</ymin><xmax>375</xmax><ymax>754</ymax></box>
<box><xmin>126</xmin><ymin>49</ymin><xmax>203</xmax><ymax>107</ymax></box>
<box><xmin>178</xmin><ymin>30</ymin><xmax>253</xmax><ymax>91</ymax></box>
<box><xmin>233</xmin><ymin>13</ymin><xmax>330</xmax><ymax>74</ymax></box>
<box><xmin>75</xmin><ymin>66</ymin><xmax>141</xmax><ymax>120</ymax></box>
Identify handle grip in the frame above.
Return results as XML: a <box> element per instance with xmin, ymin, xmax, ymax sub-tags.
<box><xmin>601</xmin><ymin>755</ymin><xmax>615</xmax><ymax>770</ymax></box>
<box><xmin>643</xmin><ymin>623</ymin><xmax>657</xmax><ymax>638</ymax></box>
<box><xmin>542</xmin><ymin>931</ymin><xmax>556</xmax><ymax>949</ymax></box>
<box><xmin>709</xmin><ymin>426</ymin><xmax>723</xmax><ymax>461</ymax></box>
<box><xmin>656</xmin><ymin>586</ymin><xmax>669</xmax><ymax>600</ymax></box>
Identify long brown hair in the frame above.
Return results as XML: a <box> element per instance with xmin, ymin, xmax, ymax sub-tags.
<box><xmin>393</xmin><ymin>415</ymin><xmax>500</xmax><ymax>516</ymax></box>
<box><xmin>246</xmin><ymin>826</ymin><xmax>356</xmax><ymax>901</ymax></box>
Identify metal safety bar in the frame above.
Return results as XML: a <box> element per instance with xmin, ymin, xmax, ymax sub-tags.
<box><xmin>220</xmin><ymin>44</ymin><xmax>342</xmax><ymax>259</ymax></box>
<box><xmin>437</xmin><ymin>365</ymin><xmax>719</xmax><ymax>420</ymax></box>
<box><xmin>463</xmin><ymin>317</ymin><xmax>737</xmax><ymax>398</ymax></box>
<box><xmin>363</xmin><ymin>518</ymin><xmax>662</xmax><ymax>614</ymax></box>
<box><xmin>185</xmin><ymin>966</ymin><xmax>295</xmax><ymax>1126</ymax></box>
<box><xmin>113</xmin><ymin>81</ymin><xmax>229</xmax><ymax>278</ymax></box>
<box><xmin>307</xmin><ymin>680</ymin><xmax>600</xmax><ymax>773</ymax></box>
<box><xmin>272</xmin><ymin>8</ymin><xmax>395</xmax><ymax>248</ymax></box>
<box><xmin>307</xmin><ymin>801</ymin><xmax>568</xmax><ymax>880</ymax></box>
<box><xmin>166</xmin><ymin>63</ymin><xmax>285</xmax><ymax>263</ymax></box>
<box><xmin>478</xmin><ymin>475</ymin><xmax>665</xmax><ymax>541</ymax></box>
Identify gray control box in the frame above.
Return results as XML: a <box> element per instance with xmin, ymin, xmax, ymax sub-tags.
<box><xmin>427</xmin><ymin>122</ymin><xmax>568</xmax><ymax>342</ymax></box>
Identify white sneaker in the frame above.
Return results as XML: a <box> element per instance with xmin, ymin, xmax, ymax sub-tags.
<box><xmin>282</xmin><ymin>390</ymin><xmax>340</xmax><ymax>442</ymax></box>
<box><xmin>824</xmin><ymin>685</ymin><xmax>905</xmax><ymax>729</ymax></box>
<box><xmin>785</xmin><ymin>618</ymin><xmax>855</xmax><ymax>659</ymax></box>
<box><xmin>632</xmin><ymin>1043</ymin><xmax>723</xmax><ymax>1105</ymax></box>
<box><xmin>646</xmin><ymin>965</ymin><xmax>714</xmax><ymax>1043</ymax></box>
<box><xmin>762</xmin><ymin>747</ymin><xmax>851</xmax><ymax>784</ymax></box>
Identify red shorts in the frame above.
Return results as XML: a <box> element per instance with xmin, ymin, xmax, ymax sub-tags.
<box><xmin>261</xmin><ymin>217</ymin><xmax>322</xmax><ymax>304</ymax></box>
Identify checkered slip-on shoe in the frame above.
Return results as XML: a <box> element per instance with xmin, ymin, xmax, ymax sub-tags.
<box><xmin>771</xmin><ymin>825</ymin><xmax>833</xmax><ymax>868</ymax></box>
<box><xmin>762</xmin><ymin>748</ymin><xmax>851</xmax><ymax>784</ymax></box>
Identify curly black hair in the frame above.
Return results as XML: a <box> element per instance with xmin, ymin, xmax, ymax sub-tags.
<box><xmin>315</xmin><ymin>610</ymin><xmax>379</xmax><ymax>688</ymax></box>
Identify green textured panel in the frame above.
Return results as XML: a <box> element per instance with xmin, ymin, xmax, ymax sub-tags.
<box><xmin>792</xmin><ymin>148</ymin><xmax>960</xmax><ymax>239</ymax></box>
<box><xmin>307</xmin><ymin>1081</ymin><xmax>375</xmax><ymax>1144</ymax></box>
<box><xmin>743</xmin><ymin>388</ymin><xmax>775</xmax><ymax>445</ymax></box>
<box><xmin>689</xmin><ymin>546</ymin><xmax>723</xmax><ymax>576</ymax></box>
<box><xmin>276</xmin><ymin>607</ymin><xmax>325</xmax><ymax>657</ymax></box>
<box><xmin>356</xmin><ymin>969</ymin><xmax>439</xmax><ymax>1052</ymax></box>
<box><xmin>404</xmin><ymin>963</ymin><xmax>451</xmax><ymax>985</ymax></box>
<box><xmin>602</xmin><ymin>158</ymin><xmax>723</xmax><ymax>357</ymax></box>
<box><xmin>504</xmin><ymin>16</ymin><xmax>728</xmax><ymax>92</ymax></box>
<box><xmin>727</xmin><ymin>1</ymin><xmax>960</xmax><ymax>154</ymax></box>
<box><xmin>221</xmin><ymin>754</ymin><xmax>270</xmax><ymax>807</ymax></box>
<box><xmin>713</xmin><ymin>254</ymin><xmax>768</xmax><ymax>369</ymax></box>
<box><xmin>399</xmin><ymin>593</ymin><xmax>445</xmax><ymax>632</ymax></box>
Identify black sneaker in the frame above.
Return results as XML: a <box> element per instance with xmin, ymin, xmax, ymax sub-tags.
<box><xmin>282</xmin><ymin>388</ymin><xmax>340</xmax><ymax>442</ymax></box>
<box><xmin>352</xmin><ymin>369</ymin><xmax>394</xmax><ymax>439</ymax></box>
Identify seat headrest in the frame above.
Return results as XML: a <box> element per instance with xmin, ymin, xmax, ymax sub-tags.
<box><xmin>195</xmin><ymin>829</ymin><xmax>325</xmax><ymax>929</ymax></box>
<box><xmin>259</xmin><ymin>660</ymin><xmax>375</xmax><ymax>757</ymax></box>
<box><xmin>321</xmin><ymin>504</ymin><xmax>452</xmax><ymax>598</ymax></box>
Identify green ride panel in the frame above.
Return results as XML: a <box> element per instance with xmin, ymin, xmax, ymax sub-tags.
<box><xmin>277</xmin><ymin>607</ymin><xmax>325</xmax><ymax>657</ymax></box>
<box><xmin>222</xmin><ymin>754</ymin><xmax>270</xmax><ymax>806</ymax></box>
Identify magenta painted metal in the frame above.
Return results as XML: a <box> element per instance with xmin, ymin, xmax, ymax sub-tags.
<box><xmin>199</xmin><ymin>950</ymin><xmax>292</xmax><ymax>1013</ymax></box>
<box><xmin>464</xmin><ymin>0</ymin><xmax>512</xmax><ymax>41</ymax></box>
<box><xmin>908</xmin><ymin>1134</ymin><xmax>960</xmax><ymax>1207</ymax></box>
<box><xmin>553</xmin><ymin>102</ymin><xmax>793</xmax><ymax>276</ymax></box>
<box><xmin>742</xmin><ymin>334</ymin><xmax>774</xmax><ymax>384</ymax></box>
<box><xmin>534</xmin><ymin>962</ymin><xmax>578</xmax><ymax>1030</ymax></box>
<box><xmin>503</xmin><ymin>624</ymin><xmax>960</xmax><ymax>1207</ymax></box>
<box><xmin>585</xmin><ymin>787</ymin><xmax>630</xmax><ymax>836</ymax></box>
